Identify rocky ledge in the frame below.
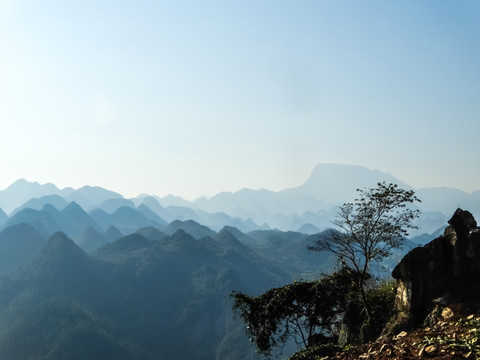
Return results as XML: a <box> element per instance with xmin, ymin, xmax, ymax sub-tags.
<box><xmin>333</xmin><ymin>304</ymin><xmax>479</xmax><ymax>360</ymax></box>
<box><xmin>392</xmin><ymin>208</ymin><xmax>480</xmax><ymax>325</ymax></box>
<box><xmin>323</xmin><ymin>209</ymin><xmax>480</xmax><ymax>360</ymax></box>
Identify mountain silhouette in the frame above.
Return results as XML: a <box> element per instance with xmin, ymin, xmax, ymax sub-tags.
<box><xmin>136</xmin><ymin>226</ymin><xmax>168</xmax><ymax>242</ymax></box>
<box><xmin>61</xmin><ymin>201</ymin><xmax>101</xmax><ymax>233</ymax></box>
<box><xmin>282</xmin><ymin>163</ymin><xmax>411</xmax><ymax>204</ymax></box>
<box><xmin>78</xmin><ymin>227</ymin><xmax>109</xmax><ymax>253</ymax></box>
<box><xmin>98</xmin><ymin>198</ymin><xmax>135</xmax><ymax>214</ymax></box>
<box><xmin>4</xmin><ymin>207</ymin><xmax>64</xmax><ymax>238</ymax></box>
<box><xmin>0</xmin><ymin>179</ymin><xmax>66</xmax><ymax>214</ymax></box>
<box><xmin>12</xmin><ymin>194</ymin><xmax>68</xmax><ymax>215</ymax></box>
<box><xmin>135</xmin><ymin>196</ymin><xmax>172</xmax><ymax>220</ymax></box>
<box><xmin>65</xmin><ymin>185</ymin><xmax>123</xmax><ymax>210</ymax></box>
<box><xmin>165</xmin><ymin>219</ymin><xmax>217</xmax><ymax>239</ymax></box>
<box><xmin>0</xmin><ymin>223</ymin><xmax>45</xmax><ymax>274</ymax></box>
<box><xmin>1</xmin><ymin>164</ymin><xmax>479</xmax><ymax>234</ymax></box>
<box><xmin>0</xmin><ymin>179</ymin><xmax>124</xmax><ymax>215</ymax></box>
<box><xmin>0</xmin><ymin>208</ymin><xmax>7</xmax><ymax>227</ymax></box>
<box><xmin>136</xmin><ymin>204</ymin><xmax>168</xmax><ymax>227</ymax></box>
<box><xmin>297</xmin><ymin>222</ymin><xmax>322</xmax><ymax>234</ymax></box>
<box><xmin>96</xmin><ymin>233</ymin><xmax>154</xmax><ymax>258</ymax></box>
<box><xmin>104</xmin><ymin>225</ymin><xmax>123</xmax><ymax>242</ymax></box>
<box><xmin>13</xmin><ymin>232</ymin><xmax>105</xmax><ymax>305</ymax></box>
<box><xmin>416</xmin><ymin>187</ymin><xmax>480</xmax><ymax>217</ymax></box>
<box><xmin>108</xmin><ymin>206</ymin><xmax>163</xmax><ymax>234</ymax></box>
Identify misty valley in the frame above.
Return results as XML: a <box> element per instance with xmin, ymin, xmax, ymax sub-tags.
<box><xmin>0</xmin><ymin>165</ymin><xmax>477</xmax><ymax>359</ymax></box>
<box><xmin>3</xmin><ymin>0</ymin><xmax>478</xmax><ymax>357</ymax></box>
<box><xmin>0</xmin><ymin>203</ymin><xmax>334</xmax><ymax>359</ymax></box>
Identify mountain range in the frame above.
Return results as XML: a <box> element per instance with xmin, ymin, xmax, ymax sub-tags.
<box><xmin>0</xmin><ymin>163</ymin><xmax>469</xmax><ymax>359</ymax></box>
<box><xmin>0</xmin><ymin>220</ymin><xmax>338</xmax><ymax>359</ymax></box>
<box><xmin>0</xmin><ymin>164</ymin><xmax>478</xmax><ymax>236</ymax></box>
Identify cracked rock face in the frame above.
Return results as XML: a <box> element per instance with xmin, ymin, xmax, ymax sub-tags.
<box><xmin>392</xmin><ymin>209</ymin><xmax>480</xmax><ymax>324</ymax></box>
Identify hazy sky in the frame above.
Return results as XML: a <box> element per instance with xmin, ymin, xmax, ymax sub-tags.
<box><xmin>1</xmin><ymin>1</ymin><xmax>479</xmax><ymax>199</ymax></box>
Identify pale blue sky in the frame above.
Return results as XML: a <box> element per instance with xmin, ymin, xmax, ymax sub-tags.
<box><xmin>1</xmin><ymin>1</ymin><xmax>479</xmax><ymax>199</ymax></box>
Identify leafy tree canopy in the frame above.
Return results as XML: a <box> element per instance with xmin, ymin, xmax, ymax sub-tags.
<box><xmin>231</xmin><ymin>267</ymin><xmax>358</xmax><ymax>357</ymax></box>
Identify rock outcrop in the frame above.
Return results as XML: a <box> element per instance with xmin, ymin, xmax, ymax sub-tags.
<box><xmin>392</xmin><ymin>208</ymin><xmax>480</xmax><ymax>324</ymax></box>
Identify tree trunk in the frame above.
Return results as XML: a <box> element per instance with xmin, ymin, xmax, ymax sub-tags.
<box><xmin>359</xmin><ymin>268</ymin><xmax>371</xmax><ymax>320</ymax></box>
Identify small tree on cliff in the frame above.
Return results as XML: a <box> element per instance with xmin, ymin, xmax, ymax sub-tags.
<box><xmin>308</xmin><ymin>182</ymin><xmax>420</xmax><ymax>318</ymax></box>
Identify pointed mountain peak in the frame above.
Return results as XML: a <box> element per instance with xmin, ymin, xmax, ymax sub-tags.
<box><xmin>169</xmin><ymin>229</ymin><xmax>196</xmax><ymax>243</ymax></box>
<box><xmin>7</xmin><ymin>178</ymin><xmax>60</xmax><ymax>192</ymax></box>
<box><xmin>25</xmin><ymin>232</ymin><xmax>89</xmax><ymax>271</ymax></box>
<box><xmin>141</xmin><ymin>196</ymin><xmax>164</xmax><ymax>208</ymax></box>
<box><xmin>12</xmin><ymin>194</ymin><xmax>68</xmax><ymax>215</ymax></box>
<box><xmin>216</xmin><ymin>229</ymin><xmax>251</xmax><ymax>252</ymax></box>
<box><xmin>118</xmin><ymin>232</ymin><xmax>152</xmax><ymax>246</ymax></box>
<box><xmin>42</xmin><ymin>203</ymin><xmax>60</xmax><ymax>213</ymax></box>
<box><xmin>136</xmin><ymin>226</ymin><xmax>167</xmax><ymax>242</ymax></box>
<box><xmin>216</xmin><ymin>229</ymin><xmax>238</xmax><ymax>241</ymax></box>
<box><xmin>8</xmin><ymin>178</ymin><xmax>30</xmax><ymax>188</ymax></box>
<box><xmin>36</xmin><ymin>232</ymin><xmax>86</xmax><ymax>260</ymax></box>
<box><xmin>104</xmin><ymin>226</ymin><xmax>123</xmax><ymax>242</ymax></box>
<box><xmin>165</xmin><ymin>220</ymin><xmax>216</xmax><ymax>239</ymax></box>
<box><xmin>216</xmin><ymin>229</ymin><xmax>242</xmax><ymax>244</ymax></box>
<box><xmin>220</xmin><ymin>225</ymin><xmax>246</xmax><ymax>238</ymax></box>
<box><xmin>43</xmin><ymin>232</ymin><xmax>79</xmax><ymax>251</ymax></box>
<box><xmin>62</xmin><ymin>201</ymin><xmax>87</xmax><ymax>215</ymax></box>
<box><xmin>98</xmin><ymin>233</ymin><xmax>153</xmax><ymax>255</ymax></box>
<box><xmin>62</xmin><ymin>202</ymin><xmax>98</xmax><ymax>229</ymax></box>
<box><xmin>161</xmin><ymin>229</ymin><xmax>206</xmax><ymax>253</ymax></box>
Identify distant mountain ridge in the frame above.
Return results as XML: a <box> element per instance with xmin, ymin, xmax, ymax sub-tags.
<box><xmin>0</xmin><ymin>167</ymin><xmax>477</xmax><ymax>359</ymax></box>
<box><xmin>0</xmin><ymin>179</ymin><xmax>122</xmax><ymax>214</ymax></box>
<box><xmin>283</xmin><ymin>163</ymin><xmax>413</xmax><ymax>202</ymax></box>
<box><xmin>1</xmin><ymin>164</ymin><xmax>479</xmax><ymax>234</ymax></box>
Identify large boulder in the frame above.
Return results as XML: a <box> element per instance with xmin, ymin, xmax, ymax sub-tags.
<box><xmin>392</xmin><ymin>209</ymin><xmax>480</xmax><ymax>324</ymax></box>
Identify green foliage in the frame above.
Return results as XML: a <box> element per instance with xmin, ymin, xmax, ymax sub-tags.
<box><xmin>231</xmin><ymin>267</ymin><xmax>358</xmax><ymax>357</ymax></box>
<box><xmin>0</xmin><ymin>298</ymin><xmax>135</xmax><ymax>360</ymax></box>
<box><xmin>0</xmin><ymin>228</ymin><xmax>299</xmax><ymax>360</ymax></box>
<box><xmin>360</xmin><ymin>278</ymin><xmax>396</xmax><ymax>341</ymax></box>
<box><xmin>337</xmin><ymin>277</ymin><xmax>396</xmax><ymax>345</ymax></box>
<box><xmin>422</xmin><ymin>317</ymin><xmax>480</xmax><ymax>355</ymax></box>
<box><xmin>288</xmin><ymin>343</ymin><xmax>343</xmax><ymax>360</ymax></box>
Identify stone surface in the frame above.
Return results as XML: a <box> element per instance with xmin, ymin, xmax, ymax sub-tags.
<box><xmin>441</xmin><ymin>307</ymin><xmax>454</xmax><ymax>320</ymax></box>
<box><xmin>392</xmin><ymin>209</ymin><xmax>480</xmax><ymax>324</ymax></box>
<box><xmin>424</xmin><ymin>345</ymin><xmax>437</xmax><ymax>354</ymax></box>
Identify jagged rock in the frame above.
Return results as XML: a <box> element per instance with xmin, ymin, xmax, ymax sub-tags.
<box><xmin>441</xmin><ymin>307</ymin><xmax>454</xmax><ymax>320</ymax></box>
<box><xmin>392</xmin><ymin>209</ymin><xmax>480</xmax><ymax>325</ymax></box>
<box><xmin>423</xmin><ymin>304</ymin><xmax>443</xmax><ymax>328</ymax></box>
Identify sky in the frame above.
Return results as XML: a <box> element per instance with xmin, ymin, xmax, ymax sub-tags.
<box><xmin>0</xmin><ymin>0</ymin><xmax>479</xmax><ymax>199</ymax></box>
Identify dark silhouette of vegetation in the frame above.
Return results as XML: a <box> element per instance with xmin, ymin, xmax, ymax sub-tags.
<box><xmin>231</xmin><ymin>267</ymin><xmax>358</xmax><ymax>358</ymax></box>
<box><xmin>308</xmin><ymin>182</ymin><xmax>420</xmax><ymax>318</ymax></box>
<box><xmin>232</xmin><ymin>183</ymin><xmax>416</xmax><ymax>359</ymax></box>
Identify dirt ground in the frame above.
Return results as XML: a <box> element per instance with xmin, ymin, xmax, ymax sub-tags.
<box><xmin>327</xmin><ymin>304</ymin><xmax>480</xmax><ymax>360</ymax></box>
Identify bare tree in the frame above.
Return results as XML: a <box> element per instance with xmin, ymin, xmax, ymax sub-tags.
<box><xmin>309</xmin><ymin>182</ymin><xmax>420</xmax><ymax>317</ymax></box>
